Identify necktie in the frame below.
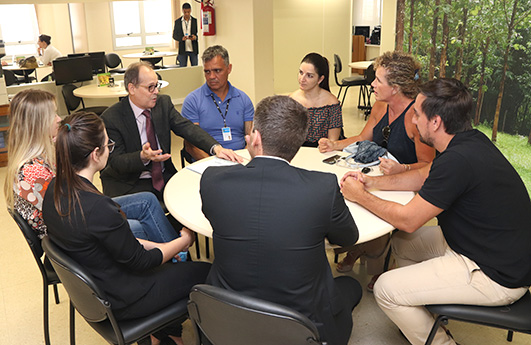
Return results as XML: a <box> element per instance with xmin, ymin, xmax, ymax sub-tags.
<box><xmin>142</xmin><ymin>109</ymin><xmax>164</xmax><ymax>191</ymax></box>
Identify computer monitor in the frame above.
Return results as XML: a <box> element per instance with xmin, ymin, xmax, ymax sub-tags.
<box><xmin>88</xmin><ymin>51</ymin><xmax>106</xmax><ymax>74</ymax></box>
<box><xmin>67</xmin><ymin>53</ymin><xmax>86</xmax><ymax>58</ymax></box>
<box><xmin>53</xmin><ymin>56</ymin><xmax>93</xmax><ymax>85</ymax></box>
<box><xmin>354</xmin><ymin>26</ymin><xmax>370</xmax><ymax>39</ymax></box>
<box><xmin>67</xmin><ymin>52</ymin><xmax>106</xmax><ymax>74</ymax></box>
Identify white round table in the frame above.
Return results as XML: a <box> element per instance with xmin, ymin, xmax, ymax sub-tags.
<box><xmin>73</xmin><ymin>80</ymin><xmax>169</xmax><ymax>99</ymax></box>
<box><xmin>164</xmin><ymin>147</ymin><xmax>414</xmax><ymax>243</ymax></box>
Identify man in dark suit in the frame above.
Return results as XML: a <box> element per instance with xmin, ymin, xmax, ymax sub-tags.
<box><xmin>101</xmin><ymin>61</ymin><xmax>241</xmax><ymax>200</ymax></box>
<box><xmin>200</xmin><ymin>95</ymin><xmax>363</xmax><ymax>345</ymax></box>
<box><xmin>173</xmin><ymin>2</ymin><xmax>198</xmax><ymax>67</ymax></box>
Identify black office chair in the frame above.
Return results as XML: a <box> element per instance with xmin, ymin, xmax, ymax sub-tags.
<box><xmin>187</xmin><ymin>284</ymin><xmax>325</xmax><ymax>345</ymax></box>
<box><xmin>180</xmin><ymin>145</ymin><xmax>210</xmax><ymax>260</ymax></box>
<box><xmin>3</xmin><ymin>69</ymin><xmax>24</xmax><ymax>86</ymax></box>
<box><xmin>333</xmin><ymin>54</ymin><xmax>367</xmax><ymax>107</ymax></box>
<box><xmin>424</xmin><ymin>290</ymin><xmax>531</xmax><ymax>345</ymax></box>
<box><xmin>62</xmin><ymin>84</ymin><xmax>108</xmax><ymax>115</ymax></box>
<box><xmin>140</xmin><ymin>57</ymin><xmax>163</xmax><ymax>70</ymax></box>
<box><xmin>10</xmin><ymin>211</ymin><xmax>61</xmax><ymax>345</ymax></box>
<box><xmin>14</xmin><ymin>68</ymin><xmax>37</xmax><ymax>83</ymax></box>
<box><xmin>105</xmin><ymin>53</ymin><xmax>127</xmax><ymax>74</ymax></box>
<box><xmin>41</xmin><ymin>72</ymin><xmax>55</xmax><ymax>82</ymax></box>
<box><xmin>361</xmin><ymin>63</ymin><xmax>375</xmax><ymax>119</ymax></box>
<box><xmin>42</xmin><ymin>236</ymin><xmax>189</xmax><ymax>345</ymax></box>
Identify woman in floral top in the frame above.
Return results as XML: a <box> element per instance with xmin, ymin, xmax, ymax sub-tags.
<box><xmin>290</xmin><ymin>52</ymin><xmax>343</xmax><ymax>147</ymax></box>
<box><xmin>4</xmin><ymin>90</ymin><xmax>60</xmax><ymax>238</ymax></box>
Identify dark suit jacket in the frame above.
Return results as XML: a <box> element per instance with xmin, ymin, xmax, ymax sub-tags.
<box><xmin>173</xmin><ymin>16</ymin><xmax>198</xmax><ymax>55</ymax></box>
<box><xmin>101</xmin><ymin>94</ymin><xmax>218</xmax><ymax>197</ymax></box>
<box><xmin>200</xmin><ymin>156</ymin><xmax>359</xmax><ymax>344</ymax></box>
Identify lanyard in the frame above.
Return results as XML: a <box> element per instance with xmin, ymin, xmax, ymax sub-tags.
<box><xmin>210</xmin><ymin>94</ymin><xmax>231</xmax><ymax>127</ymax></box>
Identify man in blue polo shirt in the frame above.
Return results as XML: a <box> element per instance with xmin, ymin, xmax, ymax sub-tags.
<box><xmin>181</xmin><ymin>45</ymin><xmax>254</xmax><ymax>160</ymax></box>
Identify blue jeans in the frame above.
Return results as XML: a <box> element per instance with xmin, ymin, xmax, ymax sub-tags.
<box><xmin>178</xmin><ymin>52</ymin><xmax>198</xmax><ymax>67</ymax></box>
<box><xmin>112</xmin><ymin>192</ymin><xmax>178</xmax><ymax>243</ymax></box>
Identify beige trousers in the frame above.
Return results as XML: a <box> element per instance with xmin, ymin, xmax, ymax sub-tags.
<box><xmin>373</xmin><ymin>226</ymin><xmax>528</xmax><ymax>345</ymax></box>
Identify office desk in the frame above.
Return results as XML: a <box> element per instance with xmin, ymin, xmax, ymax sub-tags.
<box><xmin>73</xmin><ymin>80</ymin><xmax>169</xmax><ymax>99</ymax></box>
<box><xmin>164</xmin><ymin>147</ymin><xmax>414</xmax><ymax>243</ymax></box>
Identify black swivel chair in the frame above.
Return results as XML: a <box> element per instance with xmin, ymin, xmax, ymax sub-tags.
<box><xmin>62</xmin><ymin>84</ymin><xmax>108</xmax><ymax>115</ymax></box>
<box><xmin>41</xmin><ymin>72</ymin><xmax>55</xmax><ymax>82</ymax></box>
<box><xmin>3</xmin><ymin>69</ymin><xmax>24</xmax><ymax>86</ymax></box>
<box><xmin>360</xmin><ymin>63</ymin><xmax>376</xmax><ymax>119</ymax></box>
<box><xmin>10</xmin><ymin>211</ymin><xmax>61</xmax><ymax>345</ymax></box>
<box><xmin>187</xmin><ymin>284</ymin><xmax>325</xmax><ymax>345</ymax></box>
<box><xmin>140</xmin><ymin>57</ymin><xmax>163</xmax><ymax>70</ymax></box>
<box><xmin>333</xmin><ymin>54</ymin><xmax>366</xmax><ymax>107</ymax></box>
<box><xmin>105</xmin><ymin>53</ymin><xmax>127</xmax><ymax>74</ymax></box>
<box><xmin>180</xmin><ymin>145</ymin><xmax>210</xmax><ymax>260</ymax></box>
<box><xmin>42</xmin><ymin>236</ymin><xmax>189</xmax><ymax>345</ymax></box>
<box><xmin>424</xmin><ymin>290</ymin><xmax>531</xmax><ymax>345</ymax></box>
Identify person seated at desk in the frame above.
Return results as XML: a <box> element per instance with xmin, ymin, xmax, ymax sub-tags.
<box><xmin>181</xmin><ymin>45</ymin><xmax>254</xmax><ymax>161</ymax></box>
<box><xmin>290</xmin><ymin>52</ymin><xmax>343</xmax><ymax>147</ymax></box>
<box><xmin>100</xmin><ymin>61</ymin><xmax>242</xmax><ymax>202</ymax></box>
<box><xmin>320</xmin><ymin>51</ymin><xmax>435</xmax><ymax>288</ymax></box>
<box><xmin>4</xmin><ymin>89</ymin><xmax>180</xmax><ymax>248</ymax></box>
<box><xmin>42</xmin><ymin>112</ymin><xmax>211</xmax><ymax>345</ymax></box>
<box><xmin>200</xmin><ymin>95</ymin><xmax>362</xmax><ymax>345</ymax></box>
<box><xmin>37</xmin><ymin>34</ymin><xmax>62</xmax><ymax>66</ymax></box>
<box><xmin>341</xmin><ymin>78</ymin><xmax>531</xmax><ymax>345</ymax></box>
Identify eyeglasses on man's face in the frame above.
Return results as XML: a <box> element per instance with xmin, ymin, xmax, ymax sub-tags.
<box><xmin>138</xmin><ymin>82</ymin><xmax>162</xmax><ymax>93</ymax></box>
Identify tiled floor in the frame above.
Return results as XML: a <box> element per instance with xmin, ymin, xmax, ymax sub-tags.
<box><xmin>0</xmin><ymin>86</ymin><xmax>530</xmax><ymax>344</ymax></box>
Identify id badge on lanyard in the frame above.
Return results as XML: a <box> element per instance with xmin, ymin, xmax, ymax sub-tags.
<box><xmin>211</xmin><ymin>94</ymin><xmax>232</xmax><ymax>141</ymax></box>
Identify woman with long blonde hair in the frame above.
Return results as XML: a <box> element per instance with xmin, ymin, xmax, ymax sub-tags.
<box><xmin>4</xmin><ymin>89</ymin><xmax>60</xmax><ymax>238</ymax></box>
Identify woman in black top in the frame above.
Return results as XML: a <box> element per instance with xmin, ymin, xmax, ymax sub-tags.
<box><xmin>43</xmin><ymin>112</ymin><xmax>210</xmax><ymax>345</ymax></box>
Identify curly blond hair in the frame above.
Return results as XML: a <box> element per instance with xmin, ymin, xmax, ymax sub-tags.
<box><xmin>374</xmin><ymin>51</ymin><xmax>422</xmax><ymax>99</ymax></box>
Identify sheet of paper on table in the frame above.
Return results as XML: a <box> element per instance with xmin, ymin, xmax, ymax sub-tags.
<box><xmin>186</xmin><ymin>157</ymin><xmax>240</xmax><ymax>175</ymax></box>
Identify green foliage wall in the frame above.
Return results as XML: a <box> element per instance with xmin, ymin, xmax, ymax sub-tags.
<box><xmin>401</xmin><ymin>0</ymin><xmax>531</xmax><ymax>137</ymax></box>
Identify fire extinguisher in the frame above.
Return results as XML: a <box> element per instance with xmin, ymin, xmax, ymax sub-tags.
<box><xmin>201</xmin><ymin>0</ymin><xmax>216</xmax><ymax>36</ymax></box>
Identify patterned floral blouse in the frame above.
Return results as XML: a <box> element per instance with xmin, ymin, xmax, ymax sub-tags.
<box><xmin>305</xmin><ymin>103</ymin><xmax>343</xmax><ymax>144</ymax></box>
<box><xmin>13</xmin><ymin>157</ymin><xmax>55</xmax><ymax>239</ymax></box>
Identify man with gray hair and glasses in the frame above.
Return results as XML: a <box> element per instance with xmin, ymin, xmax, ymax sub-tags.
<box><xmin>181</xmin><ymin>45</ymin><xmax>254</xmax><ymax>161</ymax></box>
<box><xmin>101</xmin><ymin>61</ymin><xmax>242</xmax><ymax>202</ymax></box>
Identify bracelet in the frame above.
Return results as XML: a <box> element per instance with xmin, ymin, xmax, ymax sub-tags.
<box><xmin>403</xmin><ymin>164</ymin><xmax>411</xmax><ymax>171</ymax></box>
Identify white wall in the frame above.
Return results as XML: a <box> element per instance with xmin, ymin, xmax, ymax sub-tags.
<box><xmin>273</xmin><ymin>0</ymin><xmax>352</xmax><ymax>95</ymax></box>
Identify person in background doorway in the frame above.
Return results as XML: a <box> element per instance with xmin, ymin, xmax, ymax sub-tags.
<box><xmin>173</xmin><ymin>2</ymin><xmax>198</xmax><ymax>67</ymax></box>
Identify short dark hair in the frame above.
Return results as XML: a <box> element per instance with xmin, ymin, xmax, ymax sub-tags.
<box><xmin>301</xmin><ymin>52</ymin><xmax>330</xmax><ymax>92</ymax></box>
<box><xmin>124</xmin><ymin>61</ymin><xmax>154</xmax><ymax>91</ymax></box>
<box><xmin>39</xmin><ymin>34</ymin><xmax>51</xmax><ymax>45</ymax></box>
<box><xmin>419</xmin><ymin>78</ymin><xmax>473</xmax><ymax>134</ymax></box>
<box><xmin>182</xmin><ymin>3</ymin><xmax>191</xmax><ymax>10</ymax></box>
<box><xmin>253</xmin><ymin>95</ymin><xmax>308</xmax><ymax>161</ymax></box>
<box><xmin>202</xmin><ymin>45</ymin><xmax>230</xmax><ymax>66</ymax></box>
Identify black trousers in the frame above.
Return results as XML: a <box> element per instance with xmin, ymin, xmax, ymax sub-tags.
<box><xmin>114</xmin><ymin>262</ymin><xmax>211</xmax><ymax>336</ymax></box>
